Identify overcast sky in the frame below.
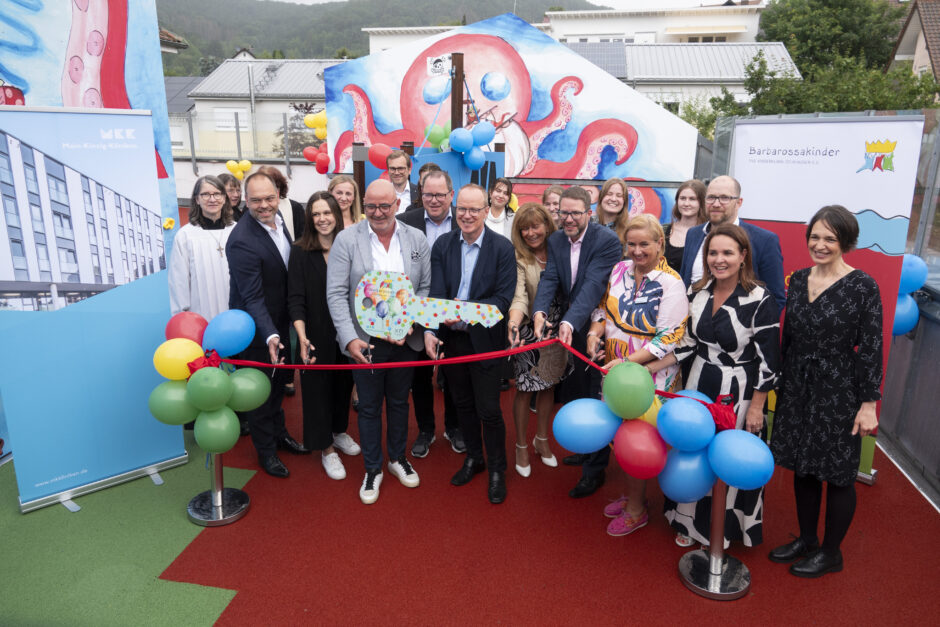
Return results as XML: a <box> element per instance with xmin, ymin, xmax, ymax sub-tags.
<box><xmin>265</xmin><ymin>1</ymin><xmax>733</xmax><ymax>8</ymax></box>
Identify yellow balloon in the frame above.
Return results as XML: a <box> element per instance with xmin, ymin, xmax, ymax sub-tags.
<box><xmin>314</xmin><ymin>127</ymin><xmax>327</xmax><ymax>140</ymax></box>
<box><xmin>225</xmin><ymin>160</ymin><xmax>239</xmax><ymax>174</ymax></box>
<box><xmin>238</xmin><ymin>160</ymin><xmax>252</xmax><ymax>171</ymax></box>
<box><xmin>233</xmin><ymin>170</ymin><xmax>244</xmax><ymax>181</ymax></box>
<box><xmin>312</xmin><ymin>110</ymin><xmax>327</xmax><ymax>128</ymax></box>
<box><xmin>153</xmin><ymin>338</ymin><xmax>205</xmax><ymax>381</ymax></box>
<box><xmin>636</xmin><ymin>395</ymin><xmax>663</xmax><ymax>427</ymax></box>
<box><xmin>303</xmin><ymin>113</ymin><xmax>317</xmax><ymax>128</ymax></box>
<box><xmin>508</xmin><ymin>193</ymin><xmax>519</xmax><ymax>211</ymax></box>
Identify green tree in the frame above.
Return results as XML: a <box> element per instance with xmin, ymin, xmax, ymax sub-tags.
<box><xmin>758</xmin><ymin>0</ymin><xmax>907</xmax><ymax>76</ymax></box>
<box><xmin>198</xmin><ymin>55</ymin><xmax>221</xmax><ymax>76</ymax></box>
<box><xmin>333</xmin><ymin>47</ymin><xmax>357</xmax><ymax>59</ymax></box>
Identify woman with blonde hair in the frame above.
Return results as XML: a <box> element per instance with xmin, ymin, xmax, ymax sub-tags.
<box><xmin>327</xmin><ymin>174</ymin><xmax>363</xmax><ymax>228</ymax></box>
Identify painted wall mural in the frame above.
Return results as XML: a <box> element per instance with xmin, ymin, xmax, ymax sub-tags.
<box><xmin>324</xmin><ymin>13</ymin><xmax>697</xmax><ymax>218</ymax></box>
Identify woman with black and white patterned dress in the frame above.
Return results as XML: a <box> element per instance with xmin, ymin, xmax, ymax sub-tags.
<box><xmin>648</xmin><ymin>223</ymin><xmax>779</xmax><ymax>548</ymax></box>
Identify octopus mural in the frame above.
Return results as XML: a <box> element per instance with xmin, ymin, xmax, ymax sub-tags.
<box><xmin>326</xmin><ymin>15</ymin><xmax>696</xmax><ymax>217</ymax></box>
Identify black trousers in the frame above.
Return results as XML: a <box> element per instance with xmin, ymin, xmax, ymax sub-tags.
<box><xmin>238</xmin><ymin>343</ymin><xmax>290</xmax><ymax>457</ymax></box>
<box><xmin>298</xmin><ymin>344</ymin><xmax>353</xmax><ymax>450</ymax></box>
<box><xmin>412</xmin><ymin>352</ymin><xmax>459</xmax><ymax>435</ymax></box>
<box><xmin>442</xmin><ymin>333</ymin><xmax>506</xmax><ymax>473</ymax></box>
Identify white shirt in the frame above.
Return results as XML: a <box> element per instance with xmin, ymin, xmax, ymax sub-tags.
<box><xmin>256</xmin><ymin>213</ymin><xmax>291</xmax><ymax>267</ymax></box>
<box><xmin>691</xmin><ymin>217</ymin><xmax>741</xmax><ymax>283</ymax></box>
<box><xmin>484</xmin><ymin>208</ymin><xmax>513</xmax><ymax>239</ymax></box>
<box><xmin>167</xmin><ymin>222</ymin><xmax>235</xmax><ymax>320</ymax></box>
<box><xmin>368</xmin><ymin>222</ymin><xmax>404</xmax><ymax>273</ymax></box>
<box><xmin>395</xmin><ymin>186</ymin><xmax>411</xmax><ymax>214</ymax></box>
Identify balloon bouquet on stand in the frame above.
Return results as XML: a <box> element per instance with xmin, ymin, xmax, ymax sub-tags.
<box><xmin>553</xmin><ymin>361</ymin><xmax>775</xmax><ymax>600</ymax></box>
<box><xmin>302</xmin><ymin>109</ymin><xmax>332</xmax><ymax>174</ymax></box>
<box><xmin>148</xmin><ymin>310</ymin><xmax>270</xmax><ymax>526</ymax></box>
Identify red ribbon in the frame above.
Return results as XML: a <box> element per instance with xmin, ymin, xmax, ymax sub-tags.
<box><xmin>221</xmin><ymin>338</ymin><xmax>610</xmax><ymax>374</ymax></box>
<box><xmin>188</xmin><ymin>349</ymin><xmax>222</xmax><ymax>374</ymax></box>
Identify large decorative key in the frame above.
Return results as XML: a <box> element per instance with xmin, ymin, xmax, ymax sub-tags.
<box><xmin>355</xmin><ymin>270</ymin><xmax>503</xmax><ymax>341</ymax></box>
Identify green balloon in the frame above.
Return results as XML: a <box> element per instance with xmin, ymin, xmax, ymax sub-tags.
<box><xmin>194</xmin><ymin>407</ymin><xmax>241</xmax><ymax>454</ymax></box>
<box><xmin>227</xmin><ymin>368</ymin><xmax>272</xmax><ymax>412</ymax></box>
<box><xmin>186</xmin><ymin>367</ymin><xmax>234</xmax><ymax>411</ymax></box>
<box><xmin>149</xmin><ymin>380</ymin><xmax>200</xmax><ymax>425</ymax></box>
<box><xmin>425</xmin><ymin>124</ymin><xmax>446</xmax><ymax>147</ymax></box>
<box><xmin>444</xmin><ymin>120</ymin><xmax>452</xmax><ymax>135</ymax></box>
<box><xmin>439</xmin><ymin>138</ymin><xmax>450</xmax><ymax>153</ymax></box>
<box><xmin>602</xmin><ymin>362</ymin><xmax>655</xmax><ymax>419</ymax></box>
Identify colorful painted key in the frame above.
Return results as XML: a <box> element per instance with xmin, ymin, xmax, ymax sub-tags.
<box><xmin>354</xmin><ymin>270</ymin><xmax>503</xmax><ymax>341</ymax></box>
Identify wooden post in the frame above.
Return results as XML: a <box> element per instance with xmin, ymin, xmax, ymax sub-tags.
<box><xmin>353</xmin><ymin>141</ymin><xmax>365</xmax><ymax>198</ymax></box>
<box><xmin>451</xmin><ymin>53</ymin><xmax>464</xmax><ymax>131</ymax></box>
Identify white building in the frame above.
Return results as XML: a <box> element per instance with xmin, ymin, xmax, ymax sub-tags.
<box><xmin>0</xmin><ymin>131</ymin><xmax>165</xmax><ymax>310</ymax></box>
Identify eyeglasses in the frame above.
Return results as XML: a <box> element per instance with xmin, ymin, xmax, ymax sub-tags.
<box><xmin>247</xmin><ymin>195</ymin><xmax>278</xmax><ymax>206</ymax></box>
<box><xmin>705</xmin><ymin>195</ymin><xmax>738</xmax><ymax>205</ymax></box>
<box><xmin>422</xmin><ymin>192</ymin><xmax>450</xmax><ymax>201</ymax></box>
<box><xmin>363</xmin><ymin>203</ymin><xmax>395</xmax><ymax>213</ymax></box>
<box><xmin>456</xmin><ymin>206</ymin><xmax>485</xmax><ymax>215</ymax></box>
<box><xmin>558</xmin><ymin>210</ymin><xmax>587</xmax><ymax>220</ymax></box>
<box><xmin>388</xmin><ymin>166</ymin><xmax>409</xmax><ymax>173</ymax></box>
<box><xmin>199</xmin><ymin>192</ymin><xmax>224</xmax><ymax>200</ymax></box>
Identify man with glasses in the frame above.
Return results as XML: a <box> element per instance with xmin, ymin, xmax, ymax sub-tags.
<box><xmin>327</xmin><ymin>179</ymin><xmax>431</xmax><ymax>504</ymax></box>
<box><xmin>400</xmin><ymin>170</ymin><xmax>465</xmax><ymax>458</ymax></box>
<box><xmin>386</xmin><ymin>150</ymin><xmax>419</xmax><ymax>213</ymax></box>
<box><xmin>424</xmin><ymin>184</ymin><xmax>516</xmax><ymax>503</ymax></box>
<box><xmin>226</xmin><ymin>171</ymin><xmax>310</xmax><ymax>478</ymax></box>
<box><xmin>532</xmin><ymin>186</ymin><xmax>622</xmax><ymax>498</ymax></box>
<box><xmin>679</xmin><ymin>175</ymin><xmax>786</xmax><ymax>312</ymax></box>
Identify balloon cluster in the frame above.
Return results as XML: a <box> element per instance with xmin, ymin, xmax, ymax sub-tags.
<box><xmin>423</xmin><ymin>121</ymin><xmax>452</xmax><ymax>152</ymax></box>
<box><xmin>225</xmin><ymin>160</ymin><xmax>252</xmax><ymax>181</ymax></box>
<box><xmin>303</xmin><ymin>110</ymin><xmax>328</xmax><ymax>141</ymax></box>
<box><xmin>149</xmin><ymin>310</ymin><xmax>270</xmax><ymax>454</ymax></box>
<box><xmin>893</xmin><ymin>253</ymin><xmax>927</xmax><ymax>335</ymax></box>
<box><xmin>447</xmin><ymin>122</ymin><xmax>495</xmax><ymax>170</ymax></box>
<box><xmin>303</xmin><ymin>142</ymin><xmax>331</xmax><ymax>174</ymax></box>
<box><xmin>553</xmin><ymin>362</ymin><xmax>774</xmax><ymax>502</ymax></box>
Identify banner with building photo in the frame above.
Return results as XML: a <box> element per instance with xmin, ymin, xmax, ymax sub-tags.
<box><xmin>0</xmin><ymin>107</ymin><xmax>165</xmax><ymax>310</ymax></box>
<box><xmin>730</xmin><ymin>116</ymin><xmax>924</xmax><ymax>473</ymax></box>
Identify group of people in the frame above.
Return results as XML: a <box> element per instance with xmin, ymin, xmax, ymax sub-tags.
<box><xmin>168</xmin><ymin>151</ymin><xmax>884</xmax><ymax>580</ymax></box>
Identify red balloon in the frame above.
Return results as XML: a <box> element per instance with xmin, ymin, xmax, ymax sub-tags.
<box><xmin>378</xmin><ymin>170</ymin><xmax>390</xmax><ymax>181</ymax></box>
<box><xmin>613</xmin><ymin>420</ymin><xmax>668</xmax><ymax>480</ymax></box>
<box><xmin>302</xmin><ymin>146</ymin><xmax>317</xmax><ymax>162</ymax></box>
<box><xmin>318</xmin><ymin>142</ymin><xmax>329</xmax><ymax>153</ymax></box>
<box><xmin>367</xmin><ymin>143</ymin><xmax>392</xmax><ymax>169</ymax></box>
<box><xmin>165</xmin><ymin>312</ymin><xmax>209</xmax><ymax>345</ymax></box>
<box><xmin>315</xmin><ymin>152</ymin><xmax>330</xmax><ymax>174</ymax></box>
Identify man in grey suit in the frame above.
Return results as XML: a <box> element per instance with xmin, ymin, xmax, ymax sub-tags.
<box><xmin>327</xmin><ymin>179</ymin><xmax>431</xmax><ymax>505</ymax></box>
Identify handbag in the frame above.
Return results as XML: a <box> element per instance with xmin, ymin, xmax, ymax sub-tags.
<box><xmin>655</xmin><ymin>390</ymin><xmax>738</xmax><ymax>431</ymax></box>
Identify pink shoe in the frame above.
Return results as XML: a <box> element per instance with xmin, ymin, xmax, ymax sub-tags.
<box><xmin>603</xmin><ymin>496</ymin><xmax>629</xmax><ymax>518</ymax></box>
<box><xmin>606</xmin><ymin>509</ymin><xmax>648</xmax><ymax>537</ymax></box>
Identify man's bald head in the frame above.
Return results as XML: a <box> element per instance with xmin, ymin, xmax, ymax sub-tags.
<box><xmin>363</xmin><ymin>178</ymin><xmax>399</xmax><ymax>235</ymax></box>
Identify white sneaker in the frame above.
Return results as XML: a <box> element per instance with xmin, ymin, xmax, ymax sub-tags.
<box><xmin>387</xmin><ymin>456</ymin><xmax>420</xmax><ymax>488</ymax></box>
<box><xmin>332</xmin><ymin>432</ymin><xmax>361</xmax><ymax>455</ymax></box>
<box><xmin>321</xmin><ymin>452</ymin><xmax>346</xmax><ymax>480</ymax></box>
<box><xmin>359</xmin><ymin>470</ymin><xmax>383</xmax><ymax>505</ymax></box>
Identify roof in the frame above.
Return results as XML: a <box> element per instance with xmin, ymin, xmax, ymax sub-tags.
<box><xmin>565</xmin><ymin>42</ymin><xmax>799</xmax><ymax>82</ymax></box>
<box><xmin>891</xmin><ymin>0</ymin><xmax>940</xmax><ymax>79</ymax></box>
<box><xmin>545</xmin><ymin>5</ymin><xmax>763</xmax><ymax>19</ymax></box>
<box><xmin>164</xmin><ymin>76</ymin><xmax>203</xmax><ymax>113</ymax></box>
<box><xmin>188</xmin><ymin>59</ymin><xmax>345</xmax><ymax>99</ymax></box>
<box><xmin>362</xmin><ymin>23</ymin><xmax>550</xmax><ymax>35</ymax></box>
<box><xmin>159</xmin><ymin>28</ymin><xmax>187</xmax><ymax>50</ymax></box>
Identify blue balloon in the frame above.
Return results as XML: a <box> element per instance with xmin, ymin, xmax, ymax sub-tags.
<box><xmin>202</xmin><ymin>309</ymin><xmax>255</xmax><ymax>357</ymax></box>
<box><xmin>449</xmin><ymin>128</ymin><xmax>474</xmax><ymax>153</ymax></box>
<box><xmin>422</xmin><ymin>76</ymin><xmax>451</xmax><ymax>105</ymax></box>
<box><xmin>552</xmin><ymin>398</ymin><xmax>621</xmax><ymax>454</ymax></box>
<box><xmin>480</xmin><ymin>72</ymin><xmax>511</xmax><ymax>101</ymax></box>
<box><xmin>899</xmin><ymin>253</ymin><xmax>928</xmax><ymax>294</ymax></box>
<box><xmin>471</xmin><ymin>122</ymin><xmax>495</xmax><ymax>147</ymax></box>
<box><xmin>707</xmin><ymin>429</ymin><xmax>774</xmax><ymax>490</ymax></box>
<box><xmin>657</xmin><ymin>397</ymin><xmax>716</xmax><ymax>452</ymax></box>
<box><xmin>658</xmin><ymin>448</ymin><xmax>716</xmax><ymax>503</ymax></box>
<box><xmin>463</xmin><ymin>146</ymin><xmax>485</xmax><ymax>170</ymax></box>
<box><xmin>375</xmin><ymin>300</ymin><xmax>389</xmax><ymax>319</ymax></box>
<box><xmin>675</xmin><ymin>390</ymin><xmax>713</xmax><ymax>404</ymax></box>
<box><xmin>892</xmin><ymin>293</ymin><xmax>919</xmax><ymax>335</ymax></box>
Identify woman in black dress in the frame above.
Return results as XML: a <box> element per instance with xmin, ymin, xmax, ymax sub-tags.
<box><xmin>662</xmin><ymin>180</ymin><xmax>706</xmax><ymax>272</ymax></box>
<box><xmin>769</xmin><ymin>205</ymin><xmax>882</xmax><ymax>578</ymax></box>
<box><xmin>287</xmin><ymin>192</ymin><xmax>360</xmax><ymax>480</ymax></box>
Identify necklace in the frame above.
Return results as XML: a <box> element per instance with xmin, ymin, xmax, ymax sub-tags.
<box><xmin>206</xmin><ymin>229</ymin><xmax>225</xmax><ymax>257</ymax></box>
<box><xmin>535</xmin><ymin>254</ymin><xmax>546</xmax><ymax>265</ymax></box>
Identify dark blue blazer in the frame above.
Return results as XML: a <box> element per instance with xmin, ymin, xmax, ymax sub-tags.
<box><xmin>226</xmin><ymin>215</ymin><xmax>292</xmax><ymax>348</ymax></box>
<box><xmin>429</xmin><ymin>226</ymin><xmax>516</xmax><ymax>355</ymax></box>
<box><xmin>532</xmin><ymin>222</ymin><xmax>622</xmax><ymax>334</ymax></box>
<box><xmin>679</xmin><ymin>220</ymin><xmax>786</xmax><ymax>313</ymax></box>
<box><xmin>399</xmin><ymin>206</ymin><xmax>459</xmax><ymax>235</ymax></box>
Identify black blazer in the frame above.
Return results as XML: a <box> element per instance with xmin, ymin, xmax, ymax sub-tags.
<box><xmin>226</xmin><ymin>215</ymin><xmax>291</xmax><ymax>348</ymax></box>
<box><xmin>399</xmin><ymin>206</ymin><xmax>459</xmax><ymax>235</ymax></box>
<box><xmin>287</xmin><ymin>245</ymin><xmax>341</xmax><ymax>364</ymax></box>
<box><xmin>429</xmin><ymin>226</ymin><xmax>516</xmax><ymax>356</ymax></box>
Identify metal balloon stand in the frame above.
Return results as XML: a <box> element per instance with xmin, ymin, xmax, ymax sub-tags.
<box><xmin>187</xmin><ymin>453</ymin><xmax>250</xmax><ymax>526</ymax></box>
<box><xmin>677</xmin><ymin>480</ymin><xmax>751</xmax><ymax>600</ymax></box>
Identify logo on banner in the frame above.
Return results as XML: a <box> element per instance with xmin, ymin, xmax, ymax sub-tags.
<box><xmin>856</xmin><ymin>139</ymin><xmax>896</xmax><ymax>173</ymax></box>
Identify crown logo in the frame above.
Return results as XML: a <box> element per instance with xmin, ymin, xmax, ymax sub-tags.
<box><xmin>866</xmin><ymin>140</ymin><xmax>897</xmax><ymax>153</ymax></box>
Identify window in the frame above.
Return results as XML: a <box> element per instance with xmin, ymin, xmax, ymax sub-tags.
<box><xmin>0</xmin><ymin>153</ymin><xmax>13</xmax><ymax>185</ymax></box>
<box><xmin>30</xmin><ymin>202</ymin><xmax>44</xmax><ymax>233</ymax></box>
<box><xmin>52</xmin><ymin>211</ymin><xmax>74</xmax><ymax>240</ymax></box>
<box><xmin>687</xmin><ymin>37</ymin><xmax>699</xmax><ymax>43</ymax></box>
<box><xmin>24</xmin><ymin>164</ymin><xmax>39</xmax><ymax>194</ymax></box>
<box><xmin>702</xmin><ymin>36</ymin><xmax>714</xmax><ymax>43</ymax></box>
<box><xmin>47</xmin><ymin>174</ymin><xmax>68</xmax><ymax>205</ymax></box>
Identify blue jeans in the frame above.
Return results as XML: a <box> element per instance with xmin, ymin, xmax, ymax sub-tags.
<box><xmin>351</xmin><ymin>340</ymin><xmax>414</xmax><ymax>471</ymax></box>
